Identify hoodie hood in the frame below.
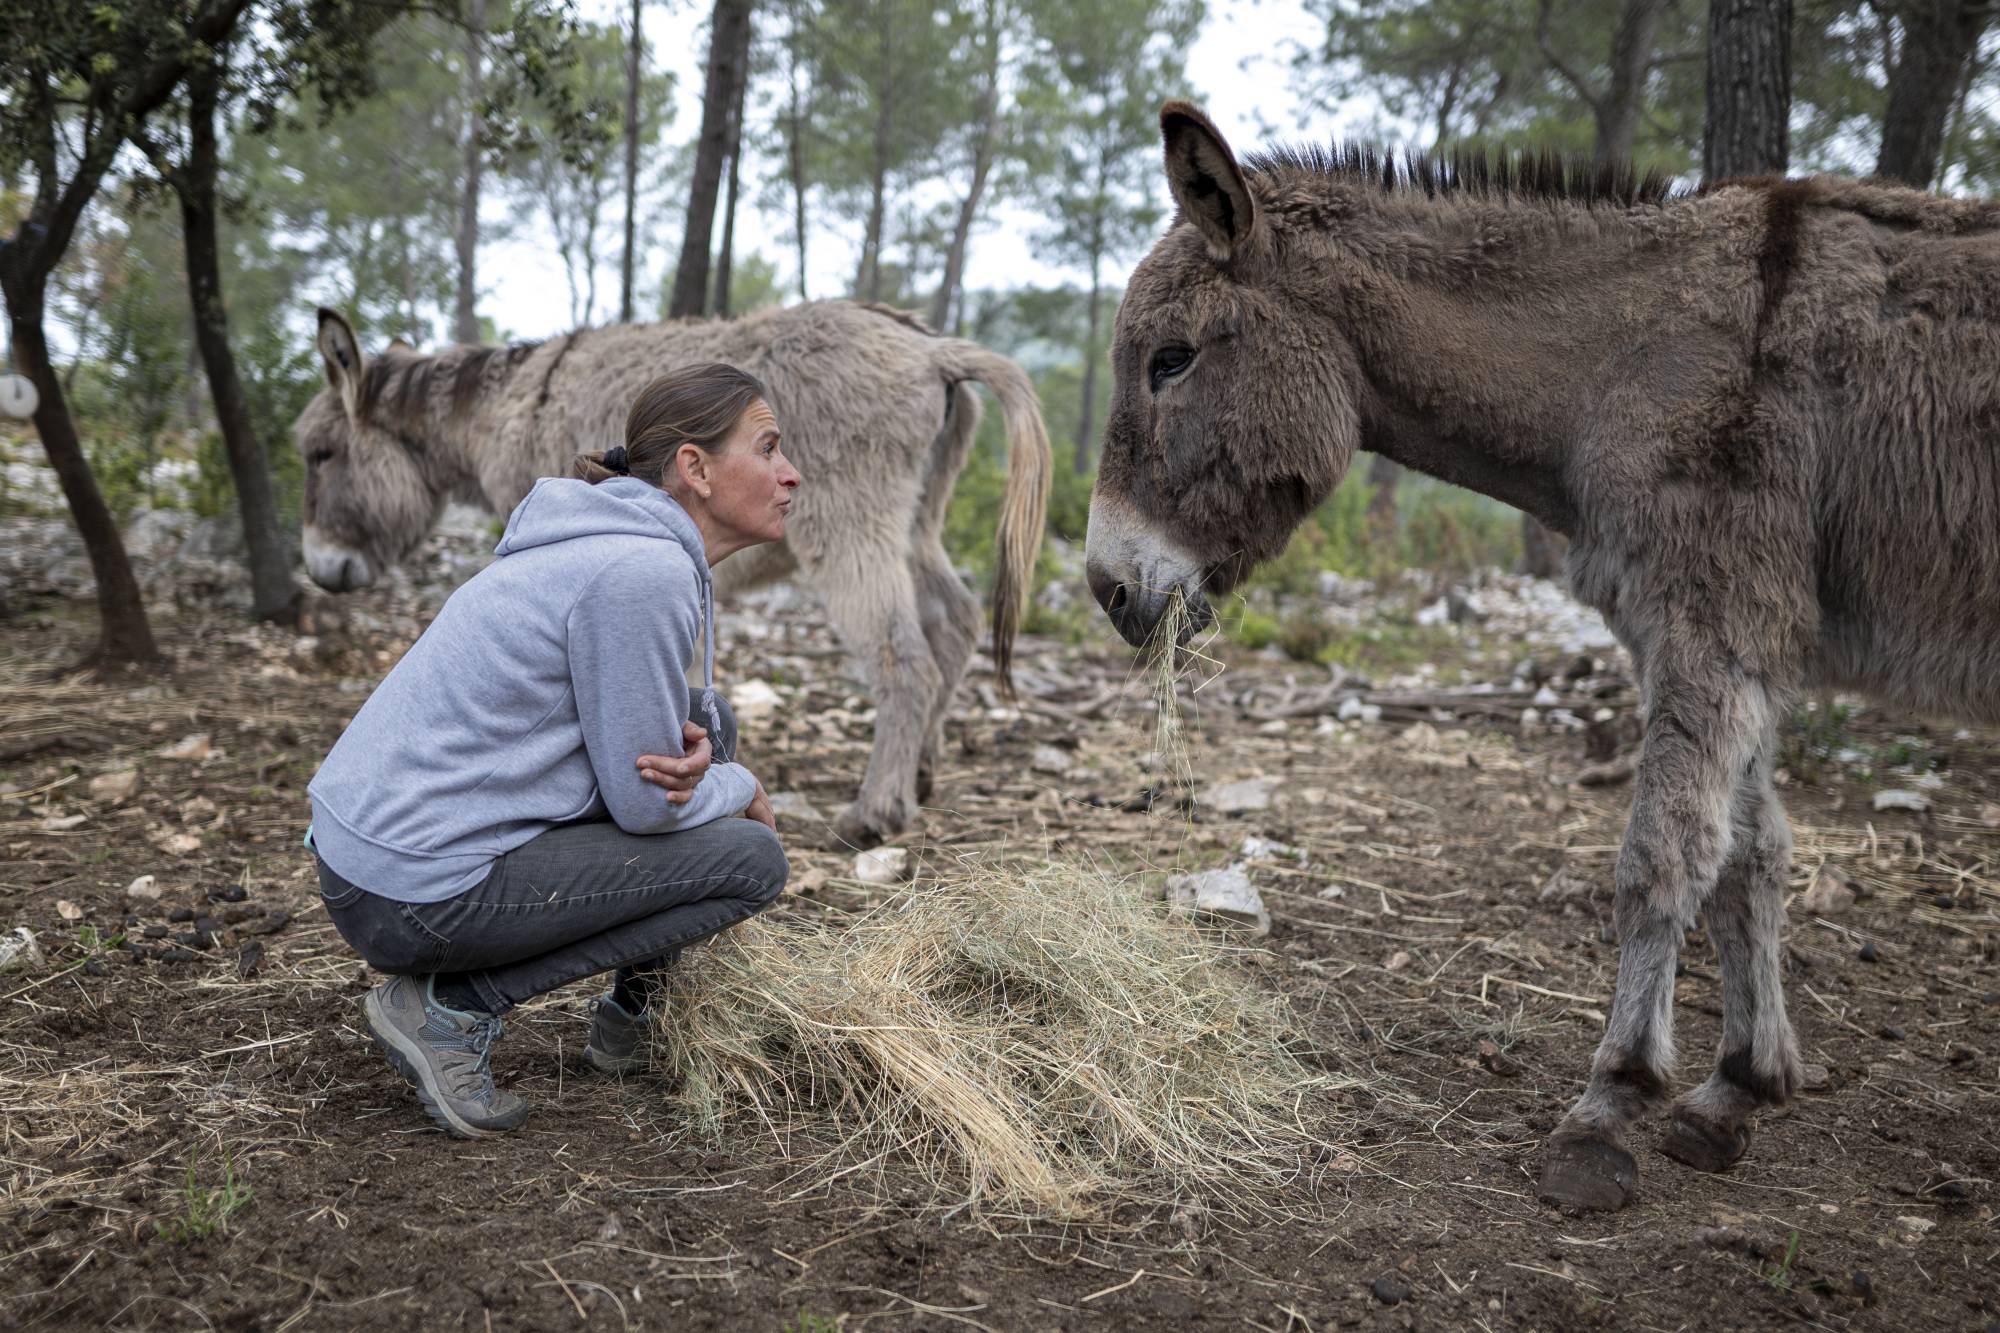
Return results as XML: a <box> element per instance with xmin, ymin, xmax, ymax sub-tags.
<box><xmin>495</xmin><ymin>476</ymin><xmax>724</xmax><ymax>734</ymax></box>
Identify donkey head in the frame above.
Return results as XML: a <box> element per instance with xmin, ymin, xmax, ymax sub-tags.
<box><xmin>1085</xmin><ymin>103</ymin><xmax>1361</xmax><ymax>647</ymax></box>
<box><xmin>296</xmin><ymin>310</ymin><xmax>442</xmax><ymax>592</ymax></box>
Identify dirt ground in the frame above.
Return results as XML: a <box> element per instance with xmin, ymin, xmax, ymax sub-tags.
<box><xmin>2</xmin><ymin>574</ymin><xmax>1996</xmax><ymax>1332</ymax></box>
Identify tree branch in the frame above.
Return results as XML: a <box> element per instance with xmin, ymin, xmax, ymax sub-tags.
<box><xmin>1534</xmin><ymin>0</ymin><xmax>1604</xmax><ymax>113</ymax></box>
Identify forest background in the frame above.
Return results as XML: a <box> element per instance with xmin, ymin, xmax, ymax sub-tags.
<box><xmin>3</xmin><ymin>0</ymin><xmax>1996</xmax><ymax>664</ymax></box>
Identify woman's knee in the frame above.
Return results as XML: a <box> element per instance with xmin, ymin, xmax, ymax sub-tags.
<box><xmin>735</xmin><ymin>821</ymin><xmax>788</xmax><ymax>907</ymax></box>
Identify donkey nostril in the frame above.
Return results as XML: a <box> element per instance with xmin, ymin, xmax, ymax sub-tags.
<box><xmin>1107</xmin><ymin>583</ymin><xmax>1129</xmax><ymax>615</ymax></box>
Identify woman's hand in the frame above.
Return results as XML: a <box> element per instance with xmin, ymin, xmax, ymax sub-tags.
<box><xmin>636</xmin><ymin>721</ymin><xmax>713</xmax><ymax>805</ymax></box>
<box><xmin>739</xmin><ymin>780</ymin><xmax>776</xmax><ymax>831</ymax></box>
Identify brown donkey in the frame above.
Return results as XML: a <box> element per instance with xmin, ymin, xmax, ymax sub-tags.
<box><xmin>1086</xmin><ymin>102</ymin><xmax>2000</xmax><ymax>1212</ymax></box>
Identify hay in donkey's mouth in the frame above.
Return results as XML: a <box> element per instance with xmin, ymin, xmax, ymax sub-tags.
<box><xmin>652</xmin><ymin>862</ymin><xmax>1350</xmax><ymax>1220</ymax></box>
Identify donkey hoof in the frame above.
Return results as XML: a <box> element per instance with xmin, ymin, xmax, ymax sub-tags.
<box><xmin>1538</xmin><ymin>1137</ymin><xmax>1638</xmax><ymax>1212</ymax></box>
<box><xmin>1661</xmin><ymin>1108</ymin><xmax>1752</xmax><ymax>1174</ymax></box>
<box><xmin>834</xmin><ymin>802</ymin><xmax>910</xmax><ymax>850</ymax></box>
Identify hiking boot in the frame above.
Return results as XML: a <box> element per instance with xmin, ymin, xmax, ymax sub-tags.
<box><xmin>584</xmin><ymin>993</ymin><xmax>649</xmax><ymax>1076</ymax></box>
<box><xmin>362</xmin><ymin>975</ymin><xmax>530</xmax><ymax>1137</ymax></box>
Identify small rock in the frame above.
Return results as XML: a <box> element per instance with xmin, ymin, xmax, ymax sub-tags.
<box><xmin>1029</xmin><ymin>744</ymin><xmax>1073</xmax><ymax>775</ymax></box>
<box><xmin>1800</xmin><ymin>866</ymin><xmax>1857</xmax><ymax>916</ymax></box>
<box><xmin>1878</xmin><ymin>1025</ymin><xmax>1906</xmax><ymax>1041</ymax></box>
<box><xmin>1204</xmin><ymin>777</ymin><xmax>1275</xmax><ymax>814</ymax></box>
<box><xmin>792</xmin><ymin>864</ymin><xmax>829</xmax><ymax>894</ymax></box>
<box><xmin>1398</xmin><ymin>721</ymin><xmax>1441</xmax><ymax>750</ymax></box>
<box><xmin>157</xmin><ymin>732</ymin><xmax>213</xmax><ymax>762</ymax></box>
<box><xmin>853</xmin><ymin>847</ymin><xmax>909</xmax><ymax>886</ymax></box>
<box><xmin>1384</xmin><ymin>950</ymin><xmax>1412</xmax><ymax>972</ymax></box>
<box><xmin>125</xmin><ymin>875</ymin><xmax>162</xmax><ymax>902</ymax></box>
<box><xmin>765</xmin><ymin>791</ymin><xmax>823</xmax><ymax>824</ymax></box>
<box><xmin>1801</xmin><ymin>1063</ymin><xmax>1832</xmax><ymax>1092</ymax></box>
<box><xmin>1532</xmin><ymin>685</ymin><xmax>1561</xmax><ymax>706</ymax></box>
<box><xmin>1336</xmin><ymin>696</ymin><xmax>1380</xmax><ymax>724</ymax></box>
<box><xmin>1871</xmin><ymin>788</ymin><xmax>1930</xmax><ymax>814</ymax></box>
<box><xmin>88</xmin><ymin>769</ymin><xmax>139</xmax><ymax>804</ymax></box>
<box><xmin>1369</xmin><ymin>1274</ymin><xmax>1412</xmax><ymax>1306</ymax></box>
<box><xmin>40</xmin><ymin>813</ymin><xmax>87</xmax><ymax>832</ymax></box>
<box><xmin>1165</xmin><ymin>865</ymin><xmax>1271</xmax><ymax>936</ymax></box>
<box><xmin>180</xmin><ymin>795</ymin><xmax>219</xmax><ymax>825</ymax></box>
<box><xmin>1858</xmin><ymin>941</ymin><xmax>1879</xmax><ymax>963</ymax></box>
<box><xmin>1979</xmin><ymin>802</ymin><xmax>2000</xmax><ymax>828</ymax></box>
<box><xmin>1519</xmin><ymin>707</ymin><xmax>1542</xmax><ymax>732</ymax></box>
<box><xmin>0</xmin><ymin>927</ymin><xmax>42</xmax><ymax>973</ymax></box>
<box><xmin>156</xmin><ymin>832</ymin><xmax>202</xmax><ymax>856</ymax></box>
<box><xmin>1238</xmin><ymin>835</ymin><xmax>1302</xmax><ymax>861</ymax></box>
<box><xmin>56</xmin><ymin>899</ymin><xmax>83</xmax><ymax>922</ymax></box>
<box><xmin>729</xmin><ymin>681</ymin><xmax>783</xmax><ymax>722</ymax></box>
<box><xmin>1893</xmin><ymin>1215</ymin><xmax>1935</xmax><ymax>1241</ymax></box>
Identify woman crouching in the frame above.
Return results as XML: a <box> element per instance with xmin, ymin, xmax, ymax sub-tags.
<box><xmin>306</xmin><ymin>364</ymin><xmax>800</xmax><ymax>1136</ymax></box>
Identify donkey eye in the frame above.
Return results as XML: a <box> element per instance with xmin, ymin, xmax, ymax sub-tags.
<box><xmin>1148</xmin><ymin>345</ymin><xmax>1195</xmax><ymax>391</ymax></box>
<box><xmin>310</xmin><ymin>448</ymin><xmax>335</xmax><ymax>465</ymax></box>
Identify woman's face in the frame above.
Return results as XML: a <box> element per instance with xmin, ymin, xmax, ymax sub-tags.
<box><xmin>692</xmin><ymin>399</ymin><xmax>800</xmax><ymax>551</ymax></box>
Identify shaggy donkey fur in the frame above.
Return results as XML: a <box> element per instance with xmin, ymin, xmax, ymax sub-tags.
<box><xmin>297</xmin><ymin>300</ymin><xmax>1052</xmax><ymax>847</ymax></box>
<box><xmin>1085</xmin><ymin>103</ymin><xmax>2000</xmax><ymax>1212</ymax></box>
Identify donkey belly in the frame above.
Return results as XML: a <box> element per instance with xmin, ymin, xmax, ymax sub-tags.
<box><xmin>1807</xmin><ymin>605</ymin><xmax>2000</xmax><ymax>727</ymax></box>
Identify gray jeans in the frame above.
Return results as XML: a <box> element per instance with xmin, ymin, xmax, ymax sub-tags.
<box><xmin>316</xmin><ymin>693</ymin><xmax>785</xmax><ymax>1014</ymax></box>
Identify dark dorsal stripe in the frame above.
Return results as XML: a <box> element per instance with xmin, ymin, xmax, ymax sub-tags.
<box><xmin>360</xmin><ymin>340</ymin><xmax>543</xmax><ymax>438</ymax></box>
<box><xmin>1244</xmin><ymin>140</ymin><xmax>1681</xmax><ymax>210</ymax></box>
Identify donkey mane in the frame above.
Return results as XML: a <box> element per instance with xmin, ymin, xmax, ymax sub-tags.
<box><xmin>359</xmin><ymin>341</ymin><xmax>545</xmax><ymax>437</ymax></box>
<box><xmin>1243</xmin><ymin>140</ymin><xmax>1680</xmax><ymax>210</ymax></box>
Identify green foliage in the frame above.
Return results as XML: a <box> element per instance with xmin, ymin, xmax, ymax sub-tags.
<box><xmin>153</xmin><ymin>1149</ymin><xmax>252</xmax><ymax>1245</ymax></box>
<box><xmin>779</xmin><ymin>1313</ymin><xmax>841</xmax><ymax>1333</ymax></box>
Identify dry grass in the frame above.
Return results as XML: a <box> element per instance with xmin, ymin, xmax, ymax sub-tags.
<box><xmin>652</xmin><ymin>861</ymin><xmax>1355</xmax><ymax>1221</ymax></box>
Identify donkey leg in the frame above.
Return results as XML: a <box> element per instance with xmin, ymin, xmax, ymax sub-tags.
<box><xmin>909</xmin><ymin>540</ymin><xmax>982</xmax><ymax>804</ymax></box>
<box><xmin>812</xmin><ymin>552</ymin><xmax>943</xmax><ymax>849</ymax></box>
<box><xmin>1661</xmin><ymin>762</ymin><xmax>1801</xmax><ymax>1172</ymax></box>
<box><xmin>1539</xmin><ymin>664</ymin><xmax>1773</xmax><ymax>1212</ymax></box>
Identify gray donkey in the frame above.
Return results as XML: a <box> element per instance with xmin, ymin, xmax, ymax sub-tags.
<box><xmin>1086</xmin><ymin>103</ymin><xmax>2000</xmax><ymax>1212</ymax></box>
<box><xmin>296</xmin><ymin>299</ymin><xmax>1052</xmax><ymax>847</ymax></box>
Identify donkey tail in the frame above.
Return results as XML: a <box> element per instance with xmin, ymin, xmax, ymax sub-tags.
<box><xmin>929</xmin><ymin>341</ymin><xmax>1052</xmax><ymax>694</ymax></box>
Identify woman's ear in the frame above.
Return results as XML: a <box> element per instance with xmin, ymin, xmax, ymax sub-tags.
<box><xmin>677</xmin><ymin>442</ymin><xmax>711</xmax><ymax>499</ymax></box>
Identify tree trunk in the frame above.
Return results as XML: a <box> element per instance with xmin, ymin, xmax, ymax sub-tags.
<box><xmin>454</xmin><ymin>0</ymin><xmax>486</xmax><ymax>344</ymax></box>
<box><xmin>669</xmin><ymin>0</ymin><xmax>754</xmax><ymax>319</ymax></box>
<box><xmin>619</xmin><ymin>0</ymin><xmax>643</xmax><ymax>323</ymax></box>
<box><xmin>1074</xmin><ymin>252</ymin><xmax>1101</xmax><ymax>475</ymax></box>
<box><xmin>785</xmin><ymin>0</ymin><xmax>810</xmax><ymax>300</ymax></box>
<box><xmin>856</xmin><ymin>98</ymin><xmax>893</xmax><ymax>301</ymax></box>
<box><xmin>932</xmin><ymin>0</ymin><xmax>1003</xmax><ymax>329</ymax></box>
<box><xmin>1703</xmin><ymin>0</ymin><xmax>1792</xmax><ymax>180</ymax></box>
<box><xmin>1594</xmin><ymin>0</ymin><xmax>1671</xmax><ymax>168</ymax></box>
<box><xmin>177</xmin><ymin>51</ymin><xmax>299</xmax><ymax>624</ymax></box>
<box><xmin>1366</xmin><ymin>453</ymin><xmax>1402</xmax><ymax>525</ymax></box>
<box><xmin>712</xmin><ymin>59</ymin><xmax>749</xmax><ymax>316</ymax></box>
<box><xmin>0</xmin><ymin>274</ymin><xmax>158</xmax><ymax>664</ymax></box>
<box><xmin>1876</xmin><ymin>0</ymin><xmax>1994</xmax><ymax>187</ymax></box>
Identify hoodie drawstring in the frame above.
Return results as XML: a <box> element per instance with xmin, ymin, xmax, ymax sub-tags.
<box><xmin>700</xmin><ymin>577</ymin><xmax>725</xmax><ymax>759</ymax></box>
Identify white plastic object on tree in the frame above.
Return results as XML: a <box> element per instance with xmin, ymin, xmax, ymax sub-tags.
<box><xmin>0</xmin><ymin>374</ymin><xmax>38</xmax><ymax>420</ymax></box>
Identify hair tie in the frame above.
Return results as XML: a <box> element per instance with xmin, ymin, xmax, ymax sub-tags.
<box><xmin>603</xmin><ymin>445</ymin><xmax>630</xmax><ymax>475</ymax></box>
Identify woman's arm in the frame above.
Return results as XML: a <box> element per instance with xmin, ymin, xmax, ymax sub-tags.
<box><xmin>567</xmin><ymin>563</ymin><xmax>758</xmax><ymax>834</ymax></box>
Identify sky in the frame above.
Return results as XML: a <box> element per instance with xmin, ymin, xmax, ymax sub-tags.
<box><xmin>482</xmin><ymin>0</ymin><xmax>1336</xmax><ymax>341</ymax></box>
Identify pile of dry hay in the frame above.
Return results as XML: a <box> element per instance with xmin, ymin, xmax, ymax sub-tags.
<box><xmin>653</xmin><ymin>862</ymin><xmax>1353</xmax><ymax>1220</ymax></box>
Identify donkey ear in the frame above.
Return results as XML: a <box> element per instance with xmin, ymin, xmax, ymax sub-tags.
<box><xmin>387</xmin><ymin>335</ymin><xmax>415</xmax><ymax>352</ymax></box>
<box><xmin>1161</xmin><ymin>101</ymin><xmax>1260</xmax><ymax>261</ymax></box>
<box><xmin>316</xmin><ymin>308</ymin><xmax>364</xmax><ymax>417</ymax></box>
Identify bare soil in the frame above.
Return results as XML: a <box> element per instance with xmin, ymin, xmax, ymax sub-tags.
<box><xmin>2</xmin><ymin>585</ymin><xmax>1996</xmax><ymax>1332</ymax></box>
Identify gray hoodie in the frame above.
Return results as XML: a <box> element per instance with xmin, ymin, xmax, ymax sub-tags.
<box><xmin>307</xmin><ymin>475</ymin><xmax>758</xmax><ymax>904</ymax></box>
